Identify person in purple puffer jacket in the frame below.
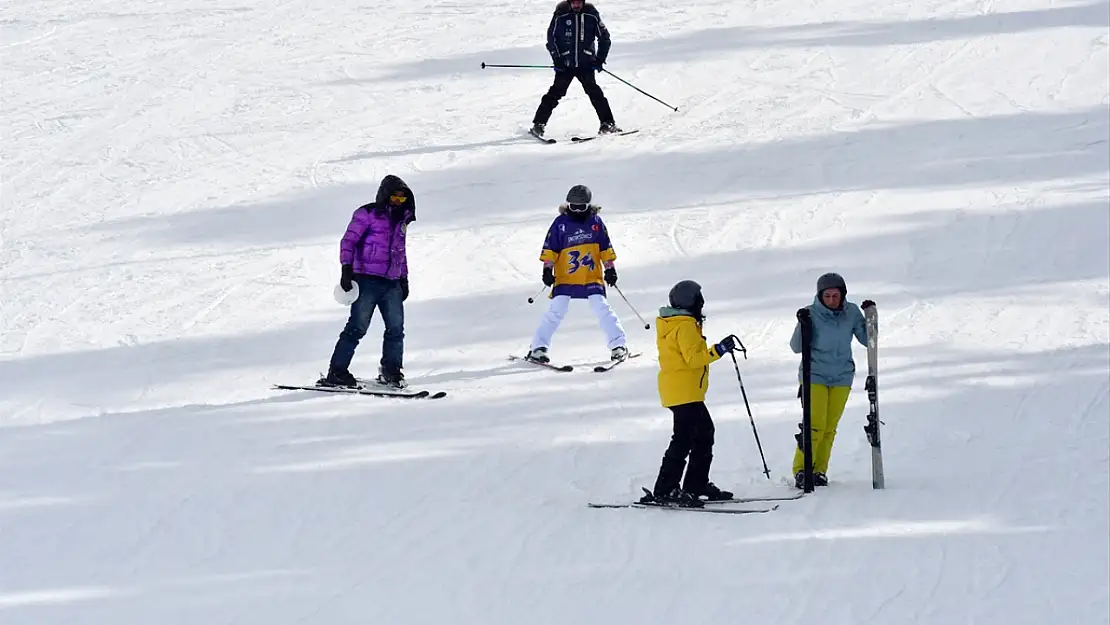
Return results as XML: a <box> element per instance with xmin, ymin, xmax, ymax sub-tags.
<box><xmin>320</xmin><ymin>174</ymin><xmax>415</xmax><ymax>389</ymax></box>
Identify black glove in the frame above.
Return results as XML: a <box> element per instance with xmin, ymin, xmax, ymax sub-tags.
<box><xmin>593</xmin><ymin>58</ymin><xmax>605</xmax><ymax>72</ymax></box>
<box><xmin>553</xmin><ymin>56</ymin><xmax>570</xmax><ymax>72</ymax></box>
<box><xmin>542</xmin><ymin>265</ymin><xmax>555</xmax><ymax>287</ymax></box>
<box><xmin>861</xmin><ymin>299</ymin><xmax>876</xmax><ymax>310</ymax></box>
<box><xmin>400</xmin><ymin>276</ymin><xmax>409</xmax><ymax>302</ymax></box>
<box><xmin>604</xmin><ymin>266</ymin><xmax>617</xmax><ymax>287</ymax></box>
<box><xmin>714</xmin><ymin>335</ymin><xmax>738</xmax><ymax>355</ymax></box>
<box><xmin>340</xmin><ymin>264</ymin><xmax>354</xmax><ymax>292</ymax></box>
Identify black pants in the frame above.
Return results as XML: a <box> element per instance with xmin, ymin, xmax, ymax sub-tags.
<box><xmin>532</xmin><ymin>68</ymin><xmax>614</xmax><ymax>126</ymax></box>
<box><xmin>652</xmin><ymin>402</ymin><xmax>715</xmax><ymax>496</ymax></box>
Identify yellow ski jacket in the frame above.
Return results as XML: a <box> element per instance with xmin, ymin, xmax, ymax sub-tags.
<box><xmin>656</xmin><ymin>307</ymin><xmax>722</xmax><ymax>407</ymax></box>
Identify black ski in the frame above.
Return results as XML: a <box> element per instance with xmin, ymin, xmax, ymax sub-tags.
<box><xmin>571</xmin><ymin>129</ymin><xmax>639</xmax><ymax>142</ymax></box>
<box><xmin>863</xmin><ymin>304</ymin><xmax>884</xmax><ymax>489</ymax></box>
<box><xmin>590</xmin><ymin>501</ymin><xmax>772</xmax><ymax>515</ymax></box>
<box><xmin>589</xmin><ymin>489</ymin><xmax>778</xmax><ymax>514</ymax></box>
<box><xmin>705</xmin><ymin>491</ymin><xmax>805</xmax><ymax>504</ymax></box>
<box><xmin>272</xmin><ymin>383</ymin><xmax>447</xmax><ymax>399</ymax></box>
<box><xmin>528</xmin><ymin>128</ymin><xmax>556</xmax><ymax>144</ymax></box>
<box><xmin>592</xmin><ymin>351</ymin><xmax>642</xmax><ymax>372</ymax></box>
<box><xmin>589</xmin><ymin>487</ymin><xmax>799</xmax><ymax>512</ymax></box>
<box><xmin>507</xmin><ymin>354</ymin><xmax>573</xmax><ymax>372</ymax></box>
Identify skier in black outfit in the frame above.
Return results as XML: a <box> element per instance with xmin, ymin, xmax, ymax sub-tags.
<box><xmin>530</xmin><ymin>0</ymin><xmax>623</xmax><ymax>139</ymax></box>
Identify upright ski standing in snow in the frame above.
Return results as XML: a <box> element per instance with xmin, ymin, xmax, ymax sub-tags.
<box><xmin>863</xmin><ymin>304</ymin><xmax>884</xmax><ymax>489</ymax></box>
<box><xmin>796</xmin><ymin>307</ymin><xmax>816</xmax><ymax>493</ymax></box>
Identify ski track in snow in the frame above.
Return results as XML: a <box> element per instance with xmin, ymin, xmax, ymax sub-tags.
<box><xmin>1</xmin><ymin>0</ymin><xmax>1108</xmax><ymax>623</ymax></box>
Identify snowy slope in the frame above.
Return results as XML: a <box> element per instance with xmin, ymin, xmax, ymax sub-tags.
<box><xmin>2</xmin><ymin>0</ymin><xmax>1108</xmax><ymax>623</ymax></box>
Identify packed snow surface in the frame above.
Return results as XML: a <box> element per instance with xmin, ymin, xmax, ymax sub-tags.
<box><xmin>2</xmin><ymin>0</ymin><xmax>1108</xmax><ymax>623</ymax></box>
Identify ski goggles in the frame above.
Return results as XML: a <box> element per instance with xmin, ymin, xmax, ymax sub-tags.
<box><xmin>389</xmin><ymin>192</ymin><xmax>408</xmax><ymax>204</ymax></box>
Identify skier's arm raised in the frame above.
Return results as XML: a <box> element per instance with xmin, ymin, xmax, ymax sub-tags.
<box><xmin>851</xmin><ymin>303</ymin><xmax>869</xmax><ymax>346</ymax></box>
<box><xmin>676</xmin><ymin>322</ymin><xmax>722</xmax><ymax>368</ymax></box>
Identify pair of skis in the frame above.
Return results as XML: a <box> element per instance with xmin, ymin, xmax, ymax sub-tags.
<box><xmin>272</xmin><ymin>348</ymin><xmax>642</xmax><ymax>399</ymax></box>
<box><xmin>272</xmin><ymin>378</ymin><xmax>447</xmax><ymax>400</ymax></box>
<box><xmin>528</xmin><ymin>128</ymin><xmax>639</xmax><ymax>144</ymax></box>
<box><xmin>588</xmin><ymin>487</ymin><xmax>803</xmax><ymax>514</ymax></box>
<box><xmin>796</xmin><ymin>303</ymin><xmax>884</xmax><ymax>490</ymax></box>
<box><xmin>508</xmin><ymin>351</ymin><xmax>641</xmax><ymax>373</ymax></box>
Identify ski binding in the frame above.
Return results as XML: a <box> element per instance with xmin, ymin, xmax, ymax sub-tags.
<box><xmin>508</xmin><ymin>354</ymin><xmax>573</xmax><ymax>372</ymax></box>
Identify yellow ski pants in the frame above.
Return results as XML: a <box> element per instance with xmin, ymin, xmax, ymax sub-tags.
<box><xmin>793</xmin><ymin>384</ymin><xmax>851</xmax><ymax>475</ymax></box>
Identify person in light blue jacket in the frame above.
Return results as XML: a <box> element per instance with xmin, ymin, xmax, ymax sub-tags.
<box><xmin>789</xmin><ymin>272</ymin><xmax>874</xmax><ymax>488</ymax></box>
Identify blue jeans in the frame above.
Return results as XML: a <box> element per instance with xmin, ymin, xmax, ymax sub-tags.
<box><xmin>329</xmin><ymin>275</ymin><xmax>405</xmax><ymax>374</ymax></box>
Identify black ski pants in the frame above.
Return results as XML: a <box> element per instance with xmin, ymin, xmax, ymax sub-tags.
<box><xmin>532</xmin><ymin>68</ymin><xmax>614</xmax><ymax>126</ymax></box>
<box><xmin>652</xmin><ymin>401</ymin><xmax>715</xmax><ymax>497</ymax></box>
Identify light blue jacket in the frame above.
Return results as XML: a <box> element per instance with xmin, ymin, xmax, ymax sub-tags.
<box><xmin>790</xmin><ymin>295</ymin><xmax>868</xmax><ymax>387</ymax></box>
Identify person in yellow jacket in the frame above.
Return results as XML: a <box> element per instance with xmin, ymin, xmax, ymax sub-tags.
<box><xmin>640</xmin><ymin>280</ymin><xmax>739</xmax><ymax>508</ymax></box>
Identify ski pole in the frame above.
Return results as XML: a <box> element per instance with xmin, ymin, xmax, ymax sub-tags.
<box><xmin>600</xmin><ymin>68</ymin><xmax>679</xmax><ymax>112</ymax></box>
<box><xmin>527</xmin><ymin>286</ymin><xmax>548</xmax><ymax>304</ymax></box>
<box><xmin>481</xmin><ymin>62</ymin><xmax>554</xmax><ymax>69</ymax></box>
<box><xmin>613</xmin><ymin>285</ymin><xmax>650</xmax><ymax>329</ymax></box>
<box><xmin>728</xmin><ymin>343</ymin><xmax>771</xmax><ymax>480</ymax></box>
<box><xmin>730</xmin><ymin>334</ymin><xmax>748</xmax><ymax>360</ymax></box>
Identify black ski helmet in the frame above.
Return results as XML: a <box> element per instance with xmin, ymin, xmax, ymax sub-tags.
<box><xmin>816</xmin><ymin>272</ymin><xmax>847</xmax><ymax>299</ymax></box>
<box><xmin>669</xmin><ymin>280</ymin><xmax>705</xmax><ymax>317</ymax></box>
<box><xmin>566</xmin><ymin>184</ymin><xmax>592</xmax><ymax>213</ymax></box>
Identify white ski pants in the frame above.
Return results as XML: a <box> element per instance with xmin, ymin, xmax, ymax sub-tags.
<box><xmin>531</xmin><ymin>294</ymin><xmax>627</xmax><ymax>351</ymax></box>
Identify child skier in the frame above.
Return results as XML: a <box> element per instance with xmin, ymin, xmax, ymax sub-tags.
<box><xmin>320</xmin><ymin>174</ymin><xmax>415</xmax><ymax>390</ymax></box>
<box><xmin>526</xmin><ymin>184</ymin><xmax>627</xmax><ymax>363</ymax></box>
<box><xmin>789</xmin><ymin>272</ymin><xmax>874</xmax><ymax>488</ymax></box>
<box><xmin>641</xmin><ymin>280</ymin><xmax>738</xmax><ymax>508</ymax></box>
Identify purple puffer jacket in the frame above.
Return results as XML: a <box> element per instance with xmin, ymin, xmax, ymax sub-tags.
<box><xmin>339</xmin><ymin>175</ymin><xmax>415</xmax><ymax>280</ymax></box>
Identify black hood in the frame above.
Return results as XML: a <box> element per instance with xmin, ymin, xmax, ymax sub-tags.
<box><xmin>555</xmin><ymin>1</ymin><xmax>595</xmax><ymax>12</ymax></box>
<box><xmin>368</xmin><ymin>174</ymin><xmax>415</xmax><ymax>223</ymax></box>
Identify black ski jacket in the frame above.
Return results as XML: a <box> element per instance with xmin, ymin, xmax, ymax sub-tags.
<box><xmin>546</xmin><ymin>2</ymin><xmax>611</xmax><ymax>69</ymax></box>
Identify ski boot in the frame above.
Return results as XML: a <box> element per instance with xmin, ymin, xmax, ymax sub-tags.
<box><xmin>529</xmin><ymin>123</ymin><xmax>546</xmax><ymax>139</ymax></box>
<box><xmin>610</xmin><ymin>345</ymin><xmax>629</xmax><ymax>361</ymax></box>
<box><xmin>376</xmin><ymin>366</ymin><xmax>407</xmax><ymax>389</ymax></box>
<box><xmin>318</xmin><ymin>367</ymin><xmax>358</xmax><ymax>388</ymax></box>
<box><xmin>639</xmin><ymin>487</ymin><xmax>704</xmax><ymax>508</ymax></box>
<box><xmin>698</xmin><ymin>482</ymin><xmax>734</xmax><ymax>501</ymax></box>
<box><xmin>599</xmin><ymin>121</ymin><xmax>623</xmax><ymax>134</ymax></box>
<box><xmin>793</xmin><ymin>471</ymin><xmax>829</xmax><ymax>488</ymax></box>
<box><xmin>526</xmin><ymin>346</ymin><xmax>550</xmax><ymax>364</ymax></box>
